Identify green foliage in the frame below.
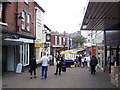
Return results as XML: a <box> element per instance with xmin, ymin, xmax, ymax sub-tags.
<box><xmin>72</xmin><ymin>35</ymin><xmax>85</xmax><ymax>45</ymax></box>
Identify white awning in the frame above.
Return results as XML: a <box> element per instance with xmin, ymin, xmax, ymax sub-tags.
<box><xmin>4</xmin><ymin>38</ymin><xmax>34</xmax><ymax>43</ymax></box>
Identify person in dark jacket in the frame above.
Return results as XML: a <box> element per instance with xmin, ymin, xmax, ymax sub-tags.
<box><xmin>54</xmin><ymin>54</ymin><xmax>64</xmax><ymax>75</ymax></box>
<box><xmin>90</xmin><ymin>55</ymin><xmax>98</xmax><ymax>75</ymax></box>
<box><xmin>29</xmin><ymin>56</ymin><xmax>37</xmax><ymax>79</ymax></box>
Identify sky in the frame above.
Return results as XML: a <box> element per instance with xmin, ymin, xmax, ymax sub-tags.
<box><xmin>34</xmin><ymin>0</ymin><xmax>88</xmax><ymax>37</ymax></box>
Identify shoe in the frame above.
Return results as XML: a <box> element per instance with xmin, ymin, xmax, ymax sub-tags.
<box><xmin>30</xmin><ymin>77</ymin><xmax>32</xmax><ymax>79</ymax></box>
<box><xmin>59</xmin><ymin>74</ymin><xmax>61</xmax><ymax>75</ymax></box>
<box><xmin>34</xmin><ymin>76</ymin><xmax>37</xmax><ymax>78</ymax></box>
<box><xmin>54</xmin><ymin>73</ymin><xmax>57</xmax><ymax>75</ymax></box>
<box><xmin>41</xmin><ymin>77</ymin><xmax>44</xmax><ymax>79</ymax></box>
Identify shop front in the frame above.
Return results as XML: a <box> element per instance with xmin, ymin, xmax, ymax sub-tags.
<box><xmin>105</xmin><ymin>30</ymin><xmax>120</xmax><ymax>73</ymax></box>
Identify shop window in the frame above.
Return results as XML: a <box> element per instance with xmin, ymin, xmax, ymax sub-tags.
<box><xmin>20</xmin><ymin>44</ymin><xmax>29</xmax><ymax>66</ymax></box>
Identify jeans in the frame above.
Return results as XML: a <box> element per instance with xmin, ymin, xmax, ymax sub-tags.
<box><xmin>41</xmin><ymin>66</ymin><xmax>48</xmax><ymax>79</ymax></box>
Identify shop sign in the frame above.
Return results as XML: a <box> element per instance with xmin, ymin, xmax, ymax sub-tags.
<box><xmin>35</xmin><ymin>43</ymin><xmax>42</xmax><ymax>48</ymax></box>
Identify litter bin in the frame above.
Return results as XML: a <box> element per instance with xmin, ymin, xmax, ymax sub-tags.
<box><xmin>62</xmin><ymin>62</ymin><xmax>66</xmax><ymax>72</ymax></box>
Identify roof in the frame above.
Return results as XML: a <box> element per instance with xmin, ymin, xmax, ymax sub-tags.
<box><xmin>34</xmin><ymin>1</ymin><xmax>45</xmax><ymax>13</ymax></box>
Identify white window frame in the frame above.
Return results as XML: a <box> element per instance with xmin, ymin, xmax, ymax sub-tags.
<box><xmin>55</xmin><ymin>36</ymin><xmax>57</xmax><ymax>45</ymax></box>
<box><xmin>21</xmin><ymin>10</ymin><xmax>25</xmax><ymax>30</ymax></box>
<box><xmin>0</xmin><ymin>2</ymin><xmax>2</xmax><ymax>19</ymax></box>
<box><xmin>26</xmin><ymin>14</ymin><xmax>30</xmax><ymax>31</ymax></box>
<box><xmin>63</xmin><ymin>37</ymin><xmax>65</xmax><ymax>44</ymax></box>
<box><xmin>59</xmin><ymin>37</ymin><xmax>61</xmax><ymax>45</ymax></box>
<box><xmin>20</xmin><ymin>44</ymin><xmax>29</xmax><ymax>66</ymax></box>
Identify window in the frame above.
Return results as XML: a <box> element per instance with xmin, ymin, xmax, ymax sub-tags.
<box><xmin>26</xmin><ymin>14</ymin><xmax>30</xmax><ymax>31</ymax></box>
<box><xmin>59</xmin><ymin>37</ymin><xmax>61</xmax><ymax>45</ymax></box>
<box><xmin>21</xmin><ymin>10</ymin><xmax>25</xmax><ymax>30</ymax></box>
<box><xmin>55</xmin><ymin>36</ymin><xmax>57</xmax><ymax>45</ymax></box>
<box><xmin>63</xmin><ymin>37</ymin><xmax>65</xmax><ymax>44</ymax></box>
<box><xmin>0</xmin><ymin>2</ymin><xmax>2</xmax><ymax>19</ymax></box>
<box><xmin>20</xmin><ymin>44</ymin><xmax>29</xmax><ymax>66</ymax></box>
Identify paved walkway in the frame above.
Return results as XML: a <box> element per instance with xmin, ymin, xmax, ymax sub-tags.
<box><xmin>2</xmin><ymin>66</ymin><xmax>116</xmax><ymax>88</ymax></box>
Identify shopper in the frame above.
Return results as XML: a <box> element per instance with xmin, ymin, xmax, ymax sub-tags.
<box><xmin>29</xmin><ymin>56</ymin><xmax>37</xmax><ymax>79</ymax></box>
<box><xmin>41</xmin><ymin>52</ymin><xmax>49</xmax><ymax>79</ymax></box>
<box><xmin>81</xmin><ymin>55</ymin><xmax>85</xmax><ymax>67</ymax></box>
<box><xmin>86</xmin><ymin>54</ymin><xmax>91</xmax><ymax>68</ymax></box>
<box><xmin>90</xmin><ymin>55</ymin><xmax>98</xmax><ymax>75</ymax></box>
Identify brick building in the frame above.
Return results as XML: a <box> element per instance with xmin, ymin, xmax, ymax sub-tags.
<box><xmin>50</xmin><ymin>31</ymin><xmax>70</xmax><ymax>57</ymax></box>
<box><xmin>1</xmin><ymin>1</ymin><xmax>35</xmax><ymax>74</ymax></box>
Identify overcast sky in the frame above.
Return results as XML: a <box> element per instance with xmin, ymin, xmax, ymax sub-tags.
<box><xmin>34</xmin><ymin>0</ymin><xmax>88</xmax><ymax>37</ymax></box>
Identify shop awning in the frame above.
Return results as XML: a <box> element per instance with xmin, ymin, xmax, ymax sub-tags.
<box><xmin>81</xmin><ymin>1</ymin><xmax>120</xmax><ymax>30</ymax></box>
<box><xmin>1</xmin><ymin>40</ymin><xmax>23</xmax><ymax>45</ymax></box>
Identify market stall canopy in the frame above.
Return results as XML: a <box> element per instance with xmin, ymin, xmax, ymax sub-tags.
<box><xmin>60</xmin><ymin>51</ymin><xmax>77</xmax><ymax>54</ymax></box>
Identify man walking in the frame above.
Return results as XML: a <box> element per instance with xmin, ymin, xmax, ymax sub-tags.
<box><xmin>90</xmin><ymin>55</ymin><xmax>98</xmax><ymax>75</ymax></box>
<box><xmin>41</xmin><ymin>52</ymin><xmax>49</xmax><ymax>79</ymax></box>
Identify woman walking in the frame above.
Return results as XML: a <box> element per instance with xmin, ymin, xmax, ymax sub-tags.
<box><xmin>29</xmin><ymin>56</ymin><xmax>37</xmax><ymax>79</ymax></box>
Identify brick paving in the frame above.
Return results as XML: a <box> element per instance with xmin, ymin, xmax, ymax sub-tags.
<box><xmin>2</xmin><ymin>66</ymin><xmax>116</xmax><ymax>88</ymax></box>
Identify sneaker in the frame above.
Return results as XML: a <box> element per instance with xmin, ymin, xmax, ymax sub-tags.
<box><xmin>45</xmin><ymin>78</ymin><xmax>47</xmax><ymax>79</ymax></box>
<box><xmin>41</xmin><ymin>77</ymin><xmax>44</xmax><ymax>79</ymax></box>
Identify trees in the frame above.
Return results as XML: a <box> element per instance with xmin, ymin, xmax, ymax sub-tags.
<box><xmin>72</xmin><ymin>35</ymin><xmax>85</xmax><ymax>46</ymax></box>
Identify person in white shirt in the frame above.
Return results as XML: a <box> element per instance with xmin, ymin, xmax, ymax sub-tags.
<box><xmin>86</xmin><ymin>54</ymin><xmax>91</xmax><ymax>68</ymax></box>
<box><xmin>41</xmin><ymin>52</ymin><xmax>49</xmax><ymax>79</ymax></box>
<box><xmin>81</xmin><ymin>55</ymin><xmax>85</xmax><ymax>67</ymax></box>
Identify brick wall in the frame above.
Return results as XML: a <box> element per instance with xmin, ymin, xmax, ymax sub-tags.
<box><xmin>4</xmin><ymin>1</ymin><xmax>35</xmax><ymax>37</ymax></box>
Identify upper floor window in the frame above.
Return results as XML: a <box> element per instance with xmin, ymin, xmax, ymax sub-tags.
<box><xmin>26</xmin><ymin>14</ymin><xmax>31</xmax><ymax>31</ymax></box>
<box><xmin>24</xmin><ymin>0</ymin><xmax>28</xmax><ymax>4</ymax></box>
<box><xmin>55</xmin><ymin>36</ymin><xmax>57</xmax><ymax>45</ymax></box>
<box><xmin>21</xmin><ymin>10</ymin><xmax>26</xmax><ymax>30</ymax></box>
<box><xmin>63</xmin><ymin>37</ymin><xmax>65</xmax><ymax>43</ymax></box>
<box><xmin>0</xmin><ymin>2</ymin><xmax>2</xmax><ymax>20</ymax></box>
<box><xmin>59</xmin><ymin>37</ymin><xmax>61</xmax><ymax>45</ymax></box>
